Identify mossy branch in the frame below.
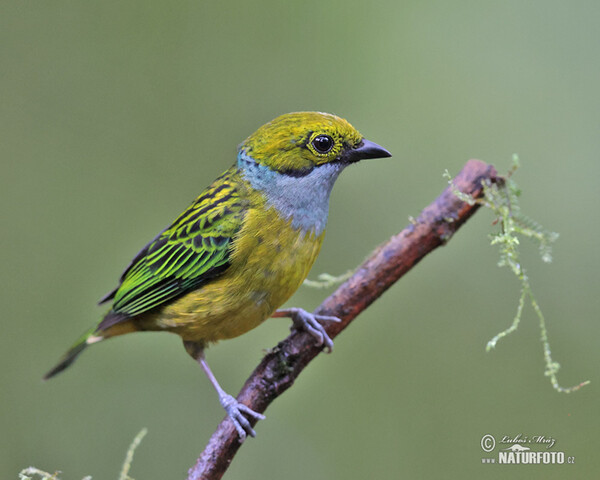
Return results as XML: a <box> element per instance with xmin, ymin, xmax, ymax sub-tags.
<box><xmin>188</xmin><ymin>159</ymin><xmax>498</xmax><ymax>480</ymax></box>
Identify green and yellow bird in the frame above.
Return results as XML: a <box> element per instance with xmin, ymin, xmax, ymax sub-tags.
<box><xmin>45</xmin><ymin>111</ymin><xmax>391</xmax><ymax>439</ymax></box>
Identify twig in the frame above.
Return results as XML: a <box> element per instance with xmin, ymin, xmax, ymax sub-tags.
<box><xmin>188</xmin><ymin>159</ymin><xmax>498</xmax><ymax>480</ymax></box>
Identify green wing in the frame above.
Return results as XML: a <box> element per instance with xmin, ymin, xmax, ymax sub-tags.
<box><xmin>98</xmin><ymin>168</ymin><xmax>246</xmax><ymax>329</ymax></box>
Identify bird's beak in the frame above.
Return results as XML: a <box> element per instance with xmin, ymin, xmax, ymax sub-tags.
<box><xmin>343</xmin><ymin>138</ymin><xmax>392</xmax><ymax>163</ymax></box>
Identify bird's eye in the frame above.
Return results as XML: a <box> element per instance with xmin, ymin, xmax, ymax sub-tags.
<box><xmin>311</xmin><ymin>135</ymin><xmax>334</xmax><ymax>154</ymax></box>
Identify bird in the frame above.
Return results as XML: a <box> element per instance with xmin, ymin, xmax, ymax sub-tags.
<box><xmin>44</xmin><ymin>111</ymin><xmax>391</xmax><ymax>440</ymax></box>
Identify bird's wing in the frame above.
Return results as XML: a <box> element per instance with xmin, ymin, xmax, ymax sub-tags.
<box><xmin>98</xmin><ymin>168</ymin><xmax>247</xmax><ymax>328</ymax></box>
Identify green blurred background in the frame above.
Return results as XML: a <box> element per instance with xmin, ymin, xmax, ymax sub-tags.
<box><xmin>2</xmin><ymin>1</ymin><xmax>599</xmax><ymax>478</ymax></box>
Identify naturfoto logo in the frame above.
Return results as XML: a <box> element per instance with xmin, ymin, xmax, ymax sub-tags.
<box><xmin>480</xmin><ymin>434</ymin><xmax>575</xmax><ymax>465</ymax></box>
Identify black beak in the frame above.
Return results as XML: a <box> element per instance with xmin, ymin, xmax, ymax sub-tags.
<box><xmin>343</xmin><ymin>138</ymin><xmax>392</xmax><ymax>163</ymax></box>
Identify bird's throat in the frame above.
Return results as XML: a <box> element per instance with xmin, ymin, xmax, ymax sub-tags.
<box><xmin>237</xmin><ymin>151</ymin><xmax>345</xmax><ymax>235</ymax></box>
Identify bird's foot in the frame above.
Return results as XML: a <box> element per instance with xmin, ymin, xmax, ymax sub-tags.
<box><xmin>219</xmin><ymin>393</ymin><xmax>266</xmax><ymax>442</ymax></box>
<box><xmin>277</xmin><ymin>307</ymin><xmax>341</xmax><ymax>353</ymax></box>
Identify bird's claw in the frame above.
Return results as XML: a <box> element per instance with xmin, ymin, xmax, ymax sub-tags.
<box><xmin>219</xmin><ymin>393</ymin><xmax>265</xmax><ymax>442</ymax></box>
<box><xmin>285</xmin><ymin>308</ymin><xmax>340</xmax><ymax>353</ymax></box>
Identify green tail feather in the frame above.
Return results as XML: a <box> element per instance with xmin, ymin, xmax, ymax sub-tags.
<box><xmin>43</xmin><ymin>326</ymin><xmax>99</xmax><ymax>380</ymax></box>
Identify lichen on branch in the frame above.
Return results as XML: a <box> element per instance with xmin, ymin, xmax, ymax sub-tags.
<box><xmin>445</xmin><ymin>155</ymin><xmax>589</xmax><ymax>394</ymax></box>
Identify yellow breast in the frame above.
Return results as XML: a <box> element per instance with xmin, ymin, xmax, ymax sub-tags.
<box><xmin>150</xmin><ymin>199</ymin><xmax>325</xmax><ymax>344</ymax></box>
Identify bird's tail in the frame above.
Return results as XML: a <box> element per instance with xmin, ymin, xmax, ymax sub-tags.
<box><xmin>43</xmin><ymin>326</ymin><xmax>103</xmax><ymax>380</ymax></box>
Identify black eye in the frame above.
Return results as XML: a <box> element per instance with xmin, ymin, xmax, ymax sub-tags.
<box><xmin>311</xmin><ymin>135</ymin><xmax>334</xmax><ymax>154</ymax></box>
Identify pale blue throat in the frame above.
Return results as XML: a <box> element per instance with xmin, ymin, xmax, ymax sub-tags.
<box><xmin>237</xmin><ymin>151</ymin><xmax>346</xmax><ymax>236</ymax></box>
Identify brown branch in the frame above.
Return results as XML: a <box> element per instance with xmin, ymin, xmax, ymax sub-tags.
<box><xmin>188</xmin><ymin>159</ymin><xmax>498</xmax><ymax>480</ymax></box>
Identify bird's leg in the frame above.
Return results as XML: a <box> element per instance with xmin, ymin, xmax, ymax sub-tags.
<box><xmin>272</xmin><ymin>308</ymin><xmax>341</xmax><ymax>353</ymax></box>
<box><xmin>183</xmin><ymin>341</ymin><xmax>265</xmax><ymax>441</ymax></box>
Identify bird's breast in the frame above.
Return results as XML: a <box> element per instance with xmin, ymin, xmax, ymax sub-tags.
<box><xmin>157</xmin><ymin>200</ymin><xmax>325</xmax><ymax>343</ymax></box>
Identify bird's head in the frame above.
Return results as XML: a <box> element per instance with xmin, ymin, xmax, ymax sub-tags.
<box><xmin>238</xmin><ymin>112</ymin><xmax>391</xmax><ymax>176</ymax></box>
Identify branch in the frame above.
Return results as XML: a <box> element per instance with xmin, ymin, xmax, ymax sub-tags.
<box><xmin>188</xmin><ymin>159</ymin><xmax>498</xmax><ymax>480</ymax></box>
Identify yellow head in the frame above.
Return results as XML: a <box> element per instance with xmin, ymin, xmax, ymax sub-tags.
<box><xmin>239</xmin><ymin>112</ymin><xmax>390</xmax><ymax>176</ymax></box>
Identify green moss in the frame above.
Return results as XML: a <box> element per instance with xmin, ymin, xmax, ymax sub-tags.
<box><xmin>445</xmin><ymin>156</ymin><xmax>589</xmax><ymax>394</ymax></box>
<box><xmin>19</xmin><ymin>428</ymin><xmax>147</xmax><ymax>480</ymax></box>
<box><xmin>303</xmin><ymin>271</ymin><xmax>353</xmax><ymax>289</ymax></box>
<box><xmin>265</xmin><ymin>343</ymin><xmax>295</xmax><ymax>379</ymax></box>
